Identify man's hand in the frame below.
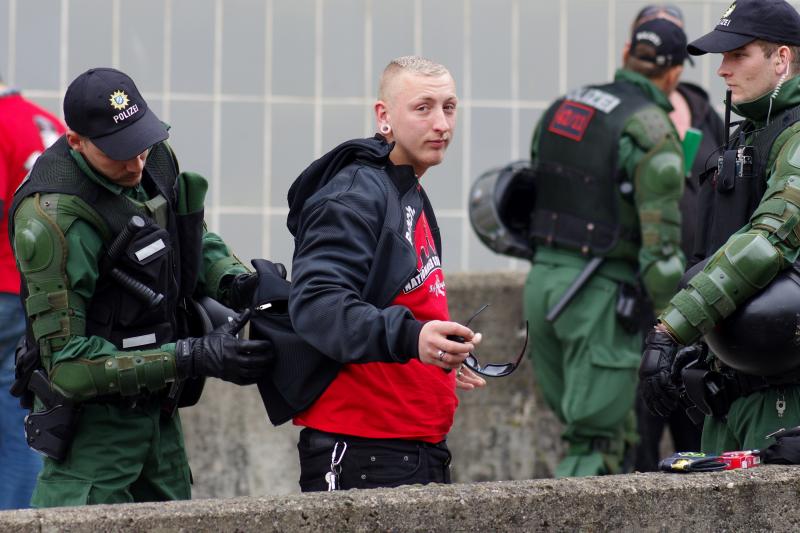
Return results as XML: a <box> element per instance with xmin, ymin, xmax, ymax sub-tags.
<box><xmin>455</xmin><ymin>365</ymin><xmax>486</xmax><ymax>390</ymax></box>
<box><xmin>175</xmin><ymin>310</ymin><xmax>272</xmax><ymax>385</ymax></box>
<box><xmin>418</xmin><ymin>320</ymin><xmax>477</xmax><ymax>371</ymax></box>
<box><xmin>639</xmin><ymin>327</ymin><xmax>682</xmax><ymax>418</ymax></box>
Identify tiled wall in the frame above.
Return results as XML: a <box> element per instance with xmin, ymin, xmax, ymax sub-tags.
<box><xmin>0</xmin><ymin>0</ymin><xmax>749</xmax><ymax>272</ymax></box>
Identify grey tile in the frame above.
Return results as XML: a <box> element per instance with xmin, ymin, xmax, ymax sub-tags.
<box><xmin>421</xmin><ymin>0</ymin><xmax>464</xmax><ymax>89</ymax></box>
<box><xmin>566</xmin><ymin>0</ymin><xmax>610</xmax><ymax>90</ymax></box>
<box><xmin>218</xmin><ymin>214</ymin><xmax>263</xmax><ymax>264</ymax></box>
<box><xmin>467</xmin><ymin>227</ymin><xmax>516</xmax><ymax>272</ymax></box>
<box><xmin>270</xmin><ymin>103</ymin><xmax>315</xmax><ymax>208</ymax></box>
<box><xmin>220</xmin><ymin>102</ymin><xmax>265</xmax><ymax>207</ymax></box>
<box><xmin>370</xmin><ymin>0</ymin><xmax>415</xmax><ymax>98</ymax></box>
<box><xmin>171</xmin><ymin>0</ymin><xmax>214</xmax><ymax>94</ymax></box>
<box><xmin>322</xmin><ymin>103</ymin><xmax>369</xmax><ymax>151</ymax></box>
<box><xmin>519</xmin><ymin>1</ymin><xmax>559</xmax><ymax>102</ymax></box>
<box><xmin>269</xmin><ymin>214</ymin><xmax>296</xmax><ymax>274</ymax></box>
<box><xmin>272</xmin><ymin>0</ymin><xmax>315</xmax><ymax>97</ymax></box>
<box><xmin>26</xmin><ymin>96</ymin><xmax>62</xmax><ymax>119</ymax></box>
<box><xmin>119</xmin><ymin>0</ymin><xmax>165</xmax><ymax>93</ymax></box>
<box><xmin>0</xmin><ymin>0</ymin><xmax>8</xmax><ymax>80</ymax></box>
<box><xmin>14</xmin><ymin>0</ymin><xmax>61</xmax><ymax>90</ymax></box>
<box><xmin>422</xmin><ymin>131</ymin><xmax>463</xmax><ymax>212</ymax></box>
<box><xmin>67</xmin><ymin>0</ymin><xmax>113</xmax><ymax>76</ymax></box>
<box><xmin>168</xmin><ymin>100</ymin><xmax>215</xmax><ymax>180</ymax></box>
<box><xmin>470</xmin><ymin>0</ymin><xmax>511</xmax><ymax>100</ymax></box>
<box><xmin>321</xmin><ymin>0</ymin><xmax>365</xmax><ymax>97</ymax></box>
<box><xmin>470</xmin><ymin>107</ymin><xmax>513</xmax><ymax>182</ymax></box>
<box><xmin>222</xmin><ymin>0</ymin><xmax>266</xmax><ymax>95</ymax></box>
<box><xmin>436</xmin><ymin>215</ymin><xmax>464</xmax><ymax>273</ymax></box>
<box><xmin>517</xmin><ymin>109</ymin><xmax>542</xmax><ymax>161</ymax></box>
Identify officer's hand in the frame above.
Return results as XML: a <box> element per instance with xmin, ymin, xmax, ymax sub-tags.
<box><xmin>228</xmin><ymin>272</ymin><xmax>260</xmax><ymax>311</ymax></box>
<box><xmin>175</xmin><ymin>310</ymin><xmax>273</xmax><ymax>385</ymax></box>
<box><xmin>639</xmin><ymin>327</ymin><xmax>682</xmax><ymax>418</ymax></box>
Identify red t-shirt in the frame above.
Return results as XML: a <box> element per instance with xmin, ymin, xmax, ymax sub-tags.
<box><xmin>295</xmin><ymin>207</ymin><xmax>456</xmax><ymax>443</ymax></box>
<box><xmin>0</xmin><ymin>92</ymin><xmax>65</xmax><ymax>294</ymax></box>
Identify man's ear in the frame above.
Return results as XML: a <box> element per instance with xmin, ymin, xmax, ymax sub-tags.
<box><xmin>374</xmin><ymin>100</ymin><xmax>389</xmax><ymax>123</ymax></box>
<box><xmin>65</xmin><ymin>130</ymin><xmax>83</xmax><ymax>151</ymax></box>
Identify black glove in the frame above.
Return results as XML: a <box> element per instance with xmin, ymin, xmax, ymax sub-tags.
<box><xmin>639</xmin><ymin>328</ymin><xmax>682</xmax><ymax>418</ymax></box>
<box><xmin>227</xmin><ymin>272</ymin><xmax>260</xmax><ymax>311</ymax></box>
<box><xmin>760</xmin><ymin>426</ymin><xmax>800</xmax><ymax>464</ymax></box>
<box><xmin>175</xmin><ymin>309</ymin><xmax>273</xmax><ymax>385</ymax></box>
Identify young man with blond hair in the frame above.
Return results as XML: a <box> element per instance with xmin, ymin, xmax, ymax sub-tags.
<box><xmin>287</xmin><ymin>56</ymin><xmax>485</xmax><ymax>491</ymax></box>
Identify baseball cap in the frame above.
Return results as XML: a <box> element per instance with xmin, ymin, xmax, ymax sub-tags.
<box><xmin>687</xmin><ymin>0</ymin><xmax>800</xmax><ymax>56</ymax></box>
<box><xmin>63</xmin><ymin>67</ymin><xmax>168</xmax><ymax>161</ymax></box>
<box><xmin>629</xmin><ymin>18</ymin><xmax>689</xmax><ymax>67</ymax></box>
<box><xmin>634</xmin><ymin>4</ymin><xmax>684</xmax><ymax>27</ymax></box>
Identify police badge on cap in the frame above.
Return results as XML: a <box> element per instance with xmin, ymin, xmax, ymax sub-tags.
<box><xmin>688</xmin><ymin>0</ymin><xmax>800</xmax><ymax>55</ymax></box>
<box><xmin>63</xmin><ymin>68</ymin><xmax>168</xmax><ymax>161</ymax></box>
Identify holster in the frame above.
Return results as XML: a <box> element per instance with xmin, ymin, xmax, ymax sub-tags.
<box><xmin>25</xmin><ymin>369</ymin><xmax>79</xmax><ymax>462</ymax></box>
<box><xmin>681</xmin><ymin>362</ymin><xmax>775</xmax><ymax>420</ymax></box>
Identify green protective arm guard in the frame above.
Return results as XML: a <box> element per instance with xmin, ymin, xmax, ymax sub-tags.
<box><xmin>641</xmin><ymin>254</ymin><xmax>685</xmax><ymax>312</ymax></box>
<box><xmin>634</xmin><ymin>135</ymin><xmax>685</xmax><ymax>310</ymax></box>
<box><xmin>49</xmin><ymin>347</ymin><xmax>178</xmax><ymax>402</ymax></box>
<box><xmin>660</xmin><ymin>232</ymin><xmax>782</xmax><ymax>344</ymax></box>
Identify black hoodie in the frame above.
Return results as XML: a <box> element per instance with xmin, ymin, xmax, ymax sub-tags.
<box><xmin>283</xmin><ymin>135</ymin><xmax>442</xmax><ymax>407</ymax></box>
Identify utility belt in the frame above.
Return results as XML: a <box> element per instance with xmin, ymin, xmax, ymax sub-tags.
<box><xmin>682</xmin><ymin>358</ymin><xmax>800</xmax><ymax>420</ymax></box>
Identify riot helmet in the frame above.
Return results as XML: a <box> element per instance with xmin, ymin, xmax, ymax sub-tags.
<box><xmin>704</xmin><ymin>263</ymin><xmax>800</xmax><ymax>377</ymax></box>
<box><xmin>468</xmin><ymin>160</ymin><xmax>536</xmax><ymax>259</ymax></box>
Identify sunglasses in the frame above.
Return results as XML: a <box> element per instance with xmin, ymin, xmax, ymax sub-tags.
<box><xmin>453</xmin><ymin>304</ymin><xmax>529</xmax><ymax>378</ymax></box>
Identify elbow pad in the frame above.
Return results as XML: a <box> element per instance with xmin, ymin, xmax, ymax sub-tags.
<box><xmin>642</xmin><ymin>254</ymin><xmax>684</xmax><ymax>311</ymax></box>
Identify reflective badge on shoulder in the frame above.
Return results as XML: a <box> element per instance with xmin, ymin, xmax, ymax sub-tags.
<box><xmin>547</xmin><ymin>100</ymin><xmax>595</xmax><ymax>142</ymax></box>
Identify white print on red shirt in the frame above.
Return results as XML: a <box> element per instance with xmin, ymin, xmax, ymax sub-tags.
<box><xmin>402</xmin><ymin>211</ymin><xmax>444</xmax><ymax>297</ymax></box>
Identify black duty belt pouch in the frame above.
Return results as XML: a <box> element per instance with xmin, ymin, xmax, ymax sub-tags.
<box><xmin>249</xmin><ymin>259</ymin><xmax>339</xmax><ymax>426</ymax></box>
<box><xmin>615</xmin><ymin>282</ymin><xmax>644</xmax><ymax>334</ymax></box>
<box><xmin>11</xmin><ymin>335</ymin><xmax>39</xmax><ymax>409</ymax></box>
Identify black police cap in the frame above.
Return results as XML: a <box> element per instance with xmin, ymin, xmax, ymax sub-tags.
<box><xmin>688</xmin><ymin>0</ymin><xmax>800</xmax><ymax>56</ymax></box>
<box><xmin>630</xmin><ymin>18</ymin><xmax>690</xmax><ymax>67</ymax></box>
<box><xmin>63</xmin><ymin>68</ymin><xmax>168</xmax><ymax>161</ymax></box>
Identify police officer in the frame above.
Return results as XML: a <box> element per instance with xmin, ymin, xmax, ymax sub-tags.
<box><xmin>640</xmin><ymin>0</ymin><xmax>800</xmax><ymax>455</ymax></box>
<box><xmin>524</xmin><ymin>18</ymin><xmax>686</xmax><ymax>477</ymax></box>
<box><xmin>9</xmin><ymin>68</ymin><xmax>271</xmax><ymax>507</ymax></box>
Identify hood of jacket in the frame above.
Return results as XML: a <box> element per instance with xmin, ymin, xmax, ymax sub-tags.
<box><xmin>286</xmin><ymin>134</ymin><xmax>393</xmax><ymax>236</ymax></box>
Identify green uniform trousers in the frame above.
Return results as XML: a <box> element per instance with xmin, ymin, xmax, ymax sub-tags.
<box><xmin>701</xmin><ymin>384</ymin><xmax>800</xmax><ymax>454</ymax></box>
<box><xmin>524</xmin><ymin>259</ymin><xmax>641</xmax><ymax>477</ymax></box>
<box><xmin>31</xmin><ymin>400</ymin><xmax>191</xmax><ymax>507</ymax></box>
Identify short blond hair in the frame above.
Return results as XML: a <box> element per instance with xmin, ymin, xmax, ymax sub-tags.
<box><xmin>378</xmin><ymin>56</ymin><xmax>451</xmax><ymax>101</ymax></box>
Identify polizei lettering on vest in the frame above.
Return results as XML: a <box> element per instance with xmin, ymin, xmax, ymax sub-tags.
<box><xmin>113</xmin><ymin>104</ymin><xmax>140</xmax><ymax>124</ymax></box>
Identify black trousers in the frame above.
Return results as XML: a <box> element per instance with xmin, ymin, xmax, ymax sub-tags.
<box><xmin>297</xmin><ymin>428</ymin><xmax>452</xmax><ymax>492</ymax></box>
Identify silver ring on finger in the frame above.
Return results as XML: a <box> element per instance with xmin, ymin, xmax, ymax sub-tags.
<box><xmin>457</xmin><ymin>365</ymin><xmax>463</xmax><ymax>377</ymax></box>
<box><xmin>437</xmin><ymin>350</ymin><xmax>446</xmax><ymax>362</ymax></box>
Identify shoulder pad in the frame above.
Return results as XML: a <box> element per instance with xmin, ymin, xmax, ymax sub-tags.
<box><xmin>626</xmin><ymin>106</ymin><xmax>676</xmax><ymax>150</ymax></box>
<box><xmin>775</xmin><ymin>127</ymin><xmax>800</xmax><ymax>172</ymax></box>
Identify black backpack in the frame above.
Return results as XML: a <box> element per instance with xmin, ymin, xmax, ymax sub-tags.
<box><xmin>249</xmin><ymin>259</ymin><xmax>340</xmax><ymax>425</ymax></box>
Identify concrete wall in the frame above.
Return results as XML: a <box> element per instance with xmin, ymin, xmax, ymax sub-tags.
<box><xmin>181</xmin><ymin>270</ymin><xmax>567</xmax><ymax>498</ymax></box>
<box><xmin>3</xmin><ymin>467</ymin><xmax>800</xmax><ymax>532</ymax></box>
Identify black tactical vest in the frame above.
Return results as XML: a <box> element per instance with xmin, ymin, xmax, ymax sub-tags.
<box><xmin>693</xmin><ymin>105</ymin><xmax>800</xmax><ymax>261</ymax></box>
<box><xmin>530</xmin><ymin>81</ymin><xmax>655</xmax><ymax>256</ymax></box>
<box><xmin>12</xmin><ymin>136</ymin><xmax>204</xmax><ymax>350</ymax></box>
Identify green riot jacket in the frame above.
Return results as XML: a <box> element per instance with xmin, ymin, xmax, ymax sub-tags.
<box><xmin>12</xmin><ymin>141</ymin><xmax>247</xmax><ymax>401</ymax></box>
<box><xmin>531</xmin><ymin>68</ymin><xmax>685</xmax><ymax>311</ymax></box>
<box><xmin>660</xmin><ymin>75</ymin><xmax>800</xmax><ymax>344</ymax></box>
